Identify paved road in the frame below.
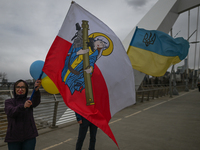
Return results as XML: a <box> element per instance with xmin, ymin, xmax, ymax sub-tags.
<box><xmin>1</xmin><ymin>89</ymin><xmax>200</xmax><ymax>150</ymax></box>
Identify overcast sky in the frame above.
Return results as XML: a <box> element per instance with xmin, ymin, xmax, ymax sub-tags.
<box><xmin>0</xmin><ymin>0</ymin><xmax>199</xmax><ymax>82</ymax></box>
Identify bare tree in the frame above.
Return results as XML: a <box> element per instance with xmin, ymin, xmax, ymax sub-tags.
<box><xmin>2</xmin><ymin>73</ymin><xmax>7</xmax><ymax>79</ymax></box>
<box><xmin>0</xmin><ymin>72</ymin><xmax>7</xmax><ymax>81</ymax></box>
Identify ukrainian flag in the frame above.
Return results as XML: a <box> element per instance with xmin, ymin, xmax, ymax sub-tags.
<box><xmin>127</xmin><ymin>27</ymin><xmax>189</xmax><ymax>77</ymax></box>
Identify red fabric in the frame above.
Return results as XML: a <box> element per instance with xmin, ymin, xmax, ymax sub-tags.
<box><xmin>43</xmin><ymin>36</ymin><xmax>118</xmax><ymax>146</ymax></box>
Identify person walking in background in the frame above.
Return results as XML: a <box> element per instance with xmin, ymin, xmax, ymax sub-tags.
<box><xmin>75</xmin><ymin>112</ymin><xmax>98</xmax><ymax>150</ymax></box>
<box><xmin>197</xmin><ymin>82</ymin><xmax>200</xmax><ymax>92</ymax></box>
<box><xmin>4</xmin><ymin>79</ymin><xmax>41</xmax><ymax>150</ymax></box>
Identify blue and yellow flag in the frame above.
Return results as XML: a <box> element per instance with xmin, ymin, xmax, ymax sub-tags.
<box><xmin>127</xmin><ymin>27</ymin><xmax>189</xmax><ymax>77</ymax></box>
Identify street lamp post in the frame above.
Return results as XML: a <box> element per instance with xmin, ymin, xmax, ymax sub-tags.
<box><xmin>185</xmin><ymin>10</ymin><xmax>190</xmax><ymax>91</ymax></box>
<box><xmin>170</xmin><ymin>29</ymin><xmax>179</xmax><ymax>95</ymax></box>
<box><xmin>191</xmin><ymin>6</ymin><xmax>199</xmax><ymax>89</ymax></box>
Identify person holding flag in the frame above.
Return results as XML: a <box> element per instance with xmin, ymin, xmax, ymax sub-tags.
<box><xmin>75</xmin><ymin>112</ymin><xmax>98</xmax><ymax>150</ymax></box>
<box><xmin>4</xmin><ymin>79</ymin><xmax>41</xmax><ymax>150</ymax></box>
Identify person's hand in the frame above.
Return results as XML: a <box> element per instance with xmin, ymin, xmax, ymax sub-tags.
<box><xmin>78</xmin><ymin>120</ymin><xmax>82</xmax><ymax>124</ymax></box>
<box><xmin>84</xmin><ymin>66</ymin><xmax>93</xmax><ymax>74</ymax></box>
<box><xmin>35</xmin><ymin>79</ymin><xmax>41</xmax><ymax>91</ymax></box>
<box><xmin>24</xmin><ymin>100</ymin><xmax>32</xmax><ymax>108</ymax></box>
<box><xmin>76</xmin><ymin>49</ymin><xmax>89</xmax><ymax>55</ymax></box>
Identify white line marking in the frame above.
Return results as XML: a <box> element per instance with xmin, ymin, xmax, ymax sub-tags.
<box><xmin>63</xmin><ymin>138</ymin><xmax>73</xmax><ymax>143</ymax></box>
<box><xmin>42</xmin><ymin>138</ymin><xmax>72</xmax><ymax>150</ymax></box>
<box><xmin>125</xmin><ymin>111</ymin><xmax>142</xmax><ymax>118</ymax></box>
<box><xmin>143</xmin><ymin>101</ymin><xmax>167</xmax><ymax>111</ymax></box>
<box><xmin>109</xmin><ymin>118</ymin><xmax>122</xmax><ymax>124</ymax></box>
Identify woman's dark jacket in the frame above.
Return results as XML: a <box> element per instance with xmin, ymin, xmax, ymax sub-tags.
<box><xmin>4</xmin><ymin>80</ymin><xmax>41</xmax><ymax>142</ymax></box>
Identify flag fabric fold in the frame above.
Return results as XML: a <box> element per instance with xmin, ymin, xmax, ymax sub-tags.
<box><xmin>42</xmin><ymin>2</ymin><xmax>135</xmax><ymax>147</ymax></box>
<box><xmin>127</xmin><ymin>27</ymin><xmax>189</xmax><ymax>77</ymax></box>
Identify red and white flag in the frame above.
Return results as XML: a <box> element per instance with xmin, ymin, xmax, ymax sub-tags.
<box><xmin>42</xmin><ymin>2</ymin><xmax>135</xmax><ymax>146</ymax></box>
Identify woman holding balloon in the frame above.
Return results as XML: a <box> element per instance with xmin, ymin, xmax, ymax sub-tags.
<box><xmin>4</xmin><ymin>79</ymin><xmax>41</xmax><ymax>150</ymax></box>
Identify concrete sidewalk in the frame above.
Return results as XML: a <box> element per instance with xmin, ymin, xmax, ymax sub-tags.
<box><xmin>1</xmin><ymin>89</ymin><xmax>200</xmax><ymax>150</ymax></box>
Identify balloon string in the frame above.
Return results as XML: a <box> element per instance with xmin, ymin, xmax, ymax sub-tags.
<box><xmin>30</xmin><ymin>71</ymin><xmax>43</xmax><ymax>101</ymax></box>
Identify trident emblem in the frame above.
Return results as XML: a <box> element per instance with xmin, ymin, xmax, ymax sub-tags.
<box><xmin>143</xmin><ymin>32</ymin><xmax>156</xmax><ymax>47</ymax></box>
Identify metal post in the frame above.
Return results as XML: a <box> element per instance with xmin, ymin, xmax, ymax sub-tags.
<box><xmin>170</xmin><ymin>29</ymin><xmax>178</xmax><ymax>95</ymax></box>
<box><xmin>147</xmin><ymin>91</ymin><xmax>150</xmax><ymax>101</ymax></box>
<box><xmin>169</xmin><ymin>65</ymin><xmax>174</xmax><ymax>98</ymax></box>
<box><xmin>172</xmin><ymin>67</ymin><xmax>179</xmax><ymax>95</ymax></box>
<box><xmin>197</xmin><ymin>45</ymin><xmax>200</xmax><ymax>83</ymax></box>
<box><xmin>51</xmin><ymin>94</ymin><xmax>59</xmax><ymax>128</ymax></box>
<box><xmin>192</xmin><ymin>7</ymin><xmax>199</xmax><ymax>89</ymax></box>
<box><xmin>156</xmin><ymin>89</ymin><xmax>159</xmax><ymax>98</ymax></box>
<box><xmin>185</xmin><ymin>58</ymin><xmax>189</xmax><ymax>91</ymax></box>
<box><xmin>185</xmin><ymin>10</ymin><xmax>190</xmax><ymax>91</ymax></box>
<box><xmin>152</xmin><ymin>90</ymin><xmax>155</xmax><ymax>99</ymax></box>
<box><xmin>196</xmin><ymin>7</ymin><xmax>200</xmax><ymax>84</ymax></box>
<box><xmin>141</xmin><ymin>91</ymin><xmax>144</xmax><ymax>102</ymax></box>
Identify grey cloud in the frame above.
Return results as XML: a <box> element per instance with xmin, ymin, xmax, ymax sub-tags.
<box><xmin>126</xmin><ymin>0</ymin><xmax>148</xmax><ymax>8</ymax></box>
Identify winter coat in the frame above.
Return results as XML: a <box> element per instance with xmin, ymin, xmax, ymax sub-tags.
<box><xmin>4</xmin><ymin>80</ymin><xmax>41</xmax><ymax>142</ymax></box>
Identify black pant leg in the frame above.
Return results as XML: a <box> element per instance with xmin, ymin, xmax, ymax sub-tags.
<box><xmin>76</xmin><ymin>118</ymin><xmax>90</xmax><ymax>150</ymax></box>
<box><xmin>88</xmin><ymin>123</ymin><xmax>98</xmax><ymax>150</ymax></box>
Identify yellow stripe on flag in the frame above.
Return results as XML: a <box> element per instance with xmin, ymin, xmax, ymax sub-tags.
<box><xmin>127</xmin><ymin>46</ymin><xmax>181</xmax><ymax>76</ymax></box>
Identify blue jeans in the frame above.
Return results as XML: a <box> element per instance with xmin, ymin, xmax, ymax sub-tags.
<box><xmin>8</xmin><ymin>137</ymin><xmax>36</xmax><ymax>150</ymax></box>
<box><xmin>76</xmin><ymin>118</ymin><xmax>98</xmax><ymax>150</ymax></box>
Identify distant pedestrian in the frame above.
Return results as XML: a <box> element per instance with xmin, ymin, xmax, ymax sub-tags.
<box><xmin>75</xmin><ymin>112</ymin><xmax>98</xmax><ymax>150</ymax></box>
<box><xmin>197</xmin><ymin>82</ymin><xmax>200</xmax><ymax>92</ymax></box>
<box><xmin>4</xmin><ymin>79</ymin><xmax>41</xmax><ymax>150</ymax></box>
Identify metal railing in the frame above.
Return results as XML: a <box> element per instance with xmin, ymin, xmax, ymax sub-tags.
<box><xmin>136</xmin><ymin>84</ymin><xmax>193</xmax><ymax>103</ymax></box>
<box><xmin>136</xmin><ymin>84</ymin><xmax>169</xmax><ymax>102</ymax></box>
<box><xmin>0</xmin><ymin>84</ymin><xmax>193</xmax><ymax>141</ymax></box>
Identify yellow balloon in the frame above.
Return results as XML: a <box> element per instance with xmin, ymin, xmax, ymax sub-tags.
<box><xmin>41</xmin><ymin>76</ymin><xmax>59</xmax><ymax>94</ymax></box>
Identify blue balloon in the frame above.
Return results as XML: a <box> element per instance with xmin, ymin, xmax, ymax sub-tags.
<box><xmin>30</xmin><ymin>60</ymin><xmax>47</xmax><ymax>80</ymax></box>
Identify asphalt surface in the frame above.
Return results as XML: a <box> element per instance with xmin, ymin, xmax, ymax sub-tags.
<box><xmin>1</xmin><ymin>89</ymin><xmax>200</xmax><ymax>150</ymax></box>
